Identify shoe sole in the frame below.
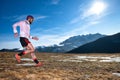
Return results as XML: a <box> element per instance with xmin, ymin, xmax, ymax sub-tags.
<box><xmin>15</xmin><ymin>55</ymin><xmax>21</xmax><ymax>63</ymax></box>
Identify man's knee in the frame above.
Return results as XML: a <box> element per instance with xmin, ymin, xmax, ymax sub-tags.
<box><xmin>31</xmin><ymin>48</ymin><xmax>35</xmax><ymax>53</ymax></box>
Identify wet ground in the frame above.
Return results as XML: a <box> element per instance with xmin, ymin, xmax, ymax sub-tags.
<box><xmin>0</xmin><ymin>52</ymin><xmax>120</xmax><ymax>80</ymax></box>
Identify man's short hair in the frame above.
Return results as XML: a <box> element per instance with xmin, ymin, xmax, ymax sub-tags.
<box><xmin>26</xmin><ymin>15</ymin><xmax>34</xmax><ymax>20</ymax></box>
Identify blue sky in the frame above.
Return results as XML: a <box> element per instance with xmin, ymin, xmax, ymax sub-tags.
<box><xmin>0</xmin><ymin>0</ymin><xmax>120</xmax><ymax>49</ymax></box>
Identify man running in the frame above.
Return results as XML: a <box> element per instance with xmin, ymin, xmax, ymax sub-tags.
<box><xmin>12</xmin><ymin>15</ymin><xmax>42</xmax><ymax>67</ymax></box>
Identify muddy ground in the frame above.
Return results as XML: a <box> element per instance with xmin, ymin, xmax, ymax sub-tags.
<box><xmin>0</xmin><ymin>52</ymin><xmax>120</xmax><ymax>80</ymax></box>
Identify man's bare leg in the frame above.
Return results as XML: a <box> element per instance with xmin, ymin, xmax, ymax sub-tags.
<box><xmin>25</xmin><ymin>45</ymin><xmax>39</xmax><ymax>63</ymax></box>
<box><xmin>16</xmin><ymin>43</ymin><xmax>42</xmax><ymax>66</ymax></box>
<box><xmin>16</xmin><ymin>43</ymin><xmax>34</xmax><ymax>63</ymax></box>
<box><xmin>26</xmin><ymin>44</ymin><xmax>42</xmax><ymax>66</ymax></box>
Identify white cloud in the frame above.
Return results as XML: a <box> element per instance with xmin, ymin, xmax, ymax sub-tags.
<box><xmin>3</xmin><ymin>15</ymin><xmax>47</xmax><ymax>22</ymax></box>
<box><xmin>69</xmin><ymin>16</ymin><xmax>81</xmax><ymax>24</ymax></box>
<box><xmin>2</xmin><ymin>15</ymin><xmax>24</xmax><ymax>22</ymax></box>
<box><xmin>51</xmin><ymin>0</ymin><xmax>60</xmax><ymax>5</ymax></box>
<box><xmin>66</xmin><ymin>20</ymin><xmax>102</xmax><ymax>37</ymax></box>
<box><xmin>31</xmin><ymin>26</ymin><xmax>62</xmax><ymax>36</ymax></box>
<box><xmin>30</xmin><ymin>26</ymin><xmax>71</xmax><ymax>46</ymax></box>
<box><xmin>90</xmin><ymin>21</ymin><xmax>100</xmax><ymax>25</ymax></box>
<box><xmin>82</xmin><ymin>1</ymin><xmax>107</xmax><ymax>19</ymax></box>
<box><xmin>69</xmin><ymin>1</ymin><xmax>107</xmax><ymax>25</ymax></box>
<box><xmin>31</xmin><ymin>34</ymin><xmax>70</xmax><ymax>47</ymax></box>
<box><xmin>0</xmin><ymin>41</ymin><xmax>22</xmax><ymax>49</ymax></box>
<box><xmin>69</xmin><ymin>0</ymin><xmax>108</xmax><ymax>35</ymax></box>
<box><xmin>34</xmin><ymin>15</ymin><xmax>48</xmax><ymax>21</ymax></box>
<box><xmin>14</xmin><ymin>15</ymin><xmax>27</xmax><ymax>21</ymax></box>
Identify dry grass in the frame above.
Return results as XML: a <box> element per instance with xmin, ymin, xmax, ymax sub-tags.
<box><xmin>0</xmin><ymin>52</ymin><xmax>120</xmax><ymax>80</ymax></box>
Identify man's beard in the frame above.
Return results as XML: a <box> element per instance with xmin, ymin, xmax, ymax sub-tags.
<box><xmin>29</xmin><ymin>21</ymin><xmax>32</xmax><ymax>24</ymax></box>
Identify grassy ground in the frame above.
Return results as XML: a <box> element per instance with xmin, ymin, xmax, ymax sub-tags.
<box><xmin>0</xmin><ymin>52</ymin><xmax>120</xmax><ymax>80</ymax></box>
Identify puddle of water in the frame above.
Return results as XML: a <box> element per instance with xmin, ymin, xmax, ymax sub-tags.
<box><xmin>100</xmin><ymin>57</ymin><xmax>120</xmax><ymax>62</ymax></box>
<box><xmin>74</xmin><ymin>56</ymin><xmax>120</xmax><ymax>62</ymax></box>
<box><xmin>112</xmin><ymin>57</ymin><xmax>120</xmax><ymax>62</ymax></box>
<box><xmin>51</xmin><ymin>56</ymin><xmax>59</xmax><ymax>58</ymax></box>
<box><xmin>59</xmin><ymin>56</ymin><xmax>120</xmax><ymax>62</ymax></box>
<box><xmin>16</xmin><ymin>63</ymin><xmax>35</xmax><ymax>66</ymax></box>
<box><xmin>112</xmin><ymin>73</ymin><xmax>120</xmax><ymax>77</ymax></box>
<box><xmin>76</xmin><ymin>56</ymin><xmax>111</xmax><ymax>60</ymax></box>
<box><xmin>99</xmin><ymin>59</ymin><xmax>113</xmax><ymax>62</ymax></box>
<box><xmin>88</xmin><ymin>59</ymin><xmax>97</xmax><ymax>61</ymax></box>
<box><xmin>21</xmin><ymin>58</ymin><xmax>33</xmax><ymax>61</ymax></box>
<box><xmin>58</xmin><ymin>59</ymin><xmax>83</xmax><ymax>62</ymax></box>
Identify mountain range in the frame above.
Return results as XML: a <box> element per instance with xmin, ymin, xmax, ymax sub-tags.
<box><xmin>36</xmin><ymin>33</ymin><xmax>105</xmax><ymax>52</ymax></box>
<box><xmin>0</xmin><ymin>48</ymin><xmax>21</xmax><ymax>52</ymax></box>
<box><xmin>68</xmin><ymin>33</ymin><xmax>120</xmax><ymax>53</ymax></box>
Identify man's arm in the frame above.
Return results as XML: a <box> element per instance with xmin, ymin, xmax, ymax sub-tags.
<box><xmin>12</xmin><ymin>22</ymin><xmax>21</xmax><ymax>37</ymax></box>
<box><xmin>29</xmin><ymin>35</ymin><xmax>39</xmax><ymax>40</ymax></box>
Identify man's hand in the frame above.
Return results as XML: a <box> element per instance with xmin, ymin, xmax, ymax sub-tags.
<box><xmin>14</xmin><ymin>33</ymin><xmax>18</xmax><ymax>37</ymax></box>
<box><xmin>32</xmin><ymin>36</ymin><xmax>39</xmax><ymax>40</ymax></box>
